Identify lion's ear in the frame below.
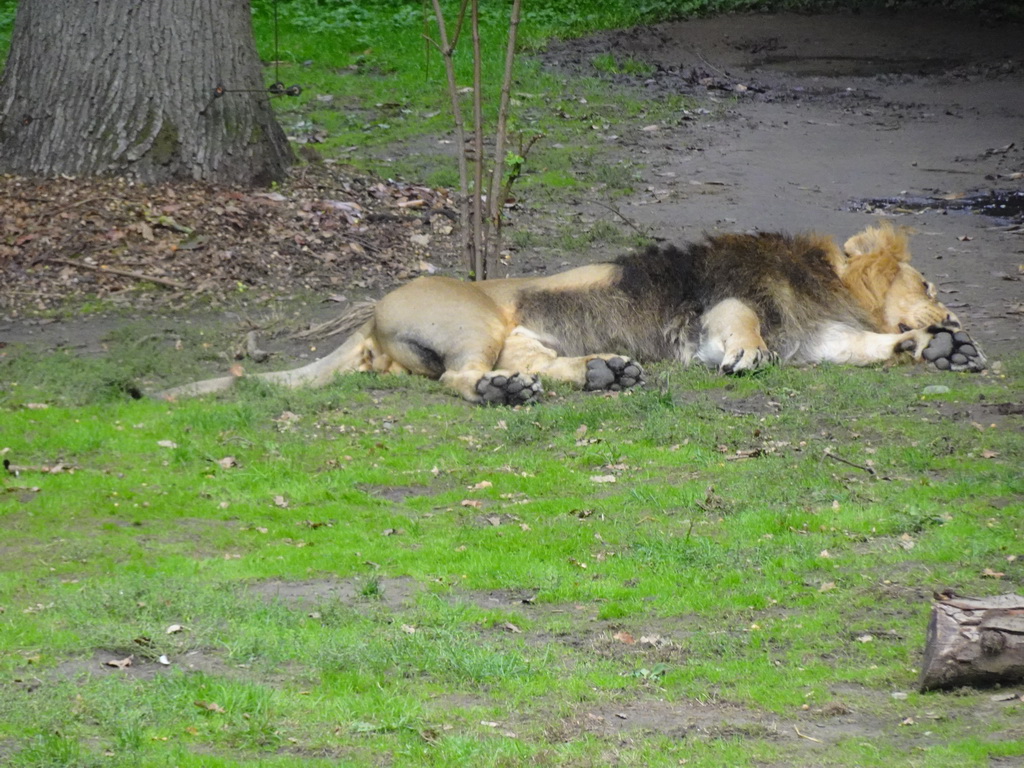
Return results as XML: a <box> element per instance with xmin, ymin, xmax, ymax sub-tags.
<box><xmin>843</xmin><ymin>222</ymin><xmax>911</xmax><ymax>263</ymax></box>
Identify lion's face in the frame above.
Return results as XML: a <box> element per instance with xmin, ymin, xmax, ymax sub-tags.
<box><xmin>879</xmin><ymin>263</ymin><xmax>960</xmax><ymax>333</ymax></box>
<box><xmin>841</xmin><ymin>223</ymin><xmax>960</xmax><ymax>333</ymax></box>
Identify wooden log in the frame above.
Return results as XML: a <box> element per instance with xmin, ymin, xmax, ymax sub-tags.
<box><xmin>919</xmin><ymin>591</ymin><xmax>1024</xmax><ymax>692</ymax></box>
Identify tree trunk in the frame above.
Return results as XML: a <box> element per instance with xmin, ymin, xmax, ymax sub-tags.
<box><xmin>0</xmin><ymin>0</ymin><xmax>293</xmax><ymax>185</ymax></box>
<box><xmin>919</xmin><ymin>592</ymin><xmax>1024</xmax><ymax>692</ymax></box>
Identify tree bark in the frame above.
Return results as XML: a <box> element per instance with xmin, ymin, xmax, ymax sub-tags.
<box><xmin>0</xmin><ymin>0</ymin><xmax>293</xmax><ymax>185</ymax></box>
<box><xmin>919</xmin><ymin>592</ymin><xmax>1024</xmax><ymax>692</ymax></box>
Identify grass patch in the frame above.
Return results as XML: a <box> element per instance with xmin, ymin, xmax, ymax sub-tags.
<box><xmin>2</xmin><ymin>343</ymin><xmax>1022</xmax><ymax>765</ymax></box>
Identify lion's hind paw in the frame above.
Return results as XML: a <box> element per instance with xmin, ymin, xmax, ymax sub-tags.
<box><xmin>476</xmin><ymin>372</ymin><xmax>543</xmax><ymax>406</ymax></box>
<box><xmin>584</xmin><ymin>357</ymin><xmax>645</xmax><ymax>392</ymax></box>
<box><xmin>720</xmin><ymin>347</ymin><xmax>778</xmax><ymax>375</ymax></box>
<box><xmin>922</xmin><ymin>329</ymin><xmax>986</xmax><ymax>373</ymax></box>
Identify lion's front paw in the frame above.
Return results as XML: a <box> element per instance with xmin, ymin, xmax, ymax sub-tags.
<box><xmin>922</xmin><ymin>329</ymin><xmax>987</xmax><ymax>373</ymax></box>
<box><xmin>475</xmin><ymin>372</ymin><xmax>543</xmax><ymax>406</ymax></box>
<box><xmin>584</xmin><ymin>357</ymin><xmax>645</xmax><ymax>392</ymax></box>
<box><xmin>720</xmin><ymin>347</ymin><xmax>778</xmax><ymax>375</ymax></box>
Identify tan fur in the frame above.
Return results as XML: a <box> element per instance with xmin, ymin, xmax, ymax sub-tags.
<box><xmin>839</xmin><ymin>222</ymin><xmax>957</xmax><ymax>332</ymax></box>
<box><xmin>155</xmin><ymin>223</ymin><xmax>971</xmax><ymax>404</ymax></box>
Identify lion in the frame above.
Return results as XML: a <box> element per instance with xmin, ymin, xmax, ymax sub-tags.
<box><xmin>156</xmin><ymin>222</ymin><xmax>985</xmax><ymax>405</ymax></box>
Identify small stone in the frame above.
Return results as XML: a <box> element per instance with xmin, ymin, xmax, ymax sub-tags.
<box><xmin>922</xmin><ymin>385</ymin><xmax>950</xmax><ymax>395</ymax></box>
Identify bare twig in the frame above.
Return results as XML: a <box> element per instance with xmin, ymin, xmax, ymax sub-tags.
<box><xmin>486</xmin><ymin>0</ymin><xmax>522</xmax><ymax>267</ymax></box>
<box><xmin>823</xmin><ymin>449</ymin><xmax>877</xmax><ymax>476</ymax></box>
<box><xmin>691</xmin><ymin>48</ymin><xmax>728</xmax><ymax>78</ymax></box>
<box><xmin>793</xmin><ymin>725</ymin><xmax>823</xmax><ymax>744</ymax></box>
<box><xmin>429</xmin><ymin>0</ymin><xmax>472</xmax><ymax>274</ymax></box>
<box><xmin>45</xmin><ymin>257</ymin><xmax>186</xmax><ymax>289</ymax></box>
<box><xmin>470</xmin><ymin>0</ymin><xmax>485</xmax><ymax>279</ymax></box>
<box><xmin>592</xmin><ymin>200</ymin><xmax>652</xmax><ymax>238</ymax></box>
<box><xmin>27</xmin><ymin>195</ymin><xmax>109</xmax><ymax>219</ymax></box>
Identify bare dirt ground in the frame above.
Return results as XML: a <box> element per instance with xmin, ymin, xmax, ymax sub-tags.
<box><xmin>1</xmin><ymin>10</ymin><xmax>1021</xmax><ymax>366</ymax></box>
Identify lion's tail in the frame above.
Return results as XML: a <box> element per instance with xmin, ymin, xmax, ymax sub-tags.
<box><xmin>153</xmin><ymin>316</ymin><xmax>376</xmax><ymax>400</ymax></box>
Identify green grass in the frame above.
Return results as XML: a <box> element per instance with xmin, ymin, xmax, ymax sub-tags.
<box><xmin>1</xmin><ymin>346</ymin><xmax>1022</xmax><ymax>766</ymax></box>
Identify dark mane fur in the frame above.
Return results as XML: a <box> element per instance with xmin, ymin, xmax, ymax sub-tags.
<box><xmin>515</xmin><ymin>233</ymin><xmax>871</xmax><ymax>361</ymax></box>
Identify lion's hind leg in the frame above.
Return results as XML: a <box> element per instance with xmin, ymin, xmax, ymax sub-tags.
<box><xmin>696</xmin><ymin>299</ymin><xmax>778</xmax><ymax>374</ymax></box>
<box><xmin>372</xmin><ymin>278</ymin><xmax>543</xmax><ymax>406</ymax></box>
<box><xmin>496</xmin><ymin>327</ymin><xmax>645</xmax><ymax>393</ymax></box>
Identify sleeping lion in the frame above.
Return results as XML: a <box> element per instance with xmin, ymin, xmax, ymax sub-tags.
<box><xmin>157</xmin><ymin>222</ymin><xmax>985</xmax><ymax>405</ymax></box>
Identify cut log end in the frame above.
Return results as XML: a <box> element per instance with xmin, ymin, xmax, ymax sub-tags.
<box><xmin>919</xmin><ymin>592</ymin><xmax>1024</xmax><ymax>692</ymax></box>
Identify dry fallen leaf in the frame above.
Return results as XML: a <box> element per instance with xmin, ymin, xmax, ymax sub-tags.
<box><xmin>460</xmin><ymin>499</ymin><xmax>483</xmax><ymax>508</ymax></box>
<box><xmin>590</xmin><ymin>475</ymin><xmax>617</xmax><ymax>484</ymax></box>
<box><xmin>216</xmin><ymin>456</ymin><xmax>239</xmax><ymax>469</ymax></box>
<box><xmin>165</xmin><ymin>624</ymin><xmax>184</xmax><ymax>635</ymax></box>
<box><xmin>156</xmin><ymin>440</ymin><xmax>178</xmax><ymax>449</ymax></box>
<box><xmin>105</xmin><ymin>656</ymin><xmax>133</xmax><ymax>669</ymax></box>
<box><xmin>194</xmin><ymin>700</ymin><xmax>226</xmax><ymax>713</ymax></box>
<box><xmin>613</xmin><ymin>631</ymin><xmax>636</xmax><ymax>644</ymax></box>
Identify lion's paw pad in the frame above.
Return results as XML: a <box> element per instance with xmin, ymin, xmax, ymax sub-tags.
<box><xmin>584</xmin><ymin>357</ymin><xmax>645</xmax><ymax>392</ymax></box>
<box><xmin>922</xmin><ymin>329</ymin><xmax>986</xmax><ymax>373</ymax></box>
<box><xmin>476</xmin><ymin>372</ymin><xmax>543</xmax><ymax>406</ymax></box>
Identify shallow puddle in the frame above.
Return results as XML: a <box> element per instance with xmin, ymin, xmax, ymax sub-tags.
<box><xmin>850</xmin><ymin>189</ymin><xmax>1024</xmax><ymax>224</ymax></box>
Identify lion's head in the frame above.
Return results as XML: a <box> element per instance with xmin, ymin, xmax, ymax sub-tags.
<box><xmin>839</xmin><ymin>223</ymin><xmax>960</xmax><ymax>333</ymax></box>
